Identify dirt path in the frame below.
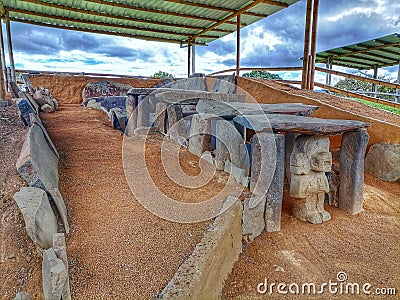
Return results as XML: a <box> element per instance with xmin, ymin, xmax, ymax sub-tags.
<box><xmin>40</xmin><ymin>104</ymin><xmax>212</xmax><ymax>299</ymax></box>
<box><xmin>222</xmin><ymin>174</ymin><xmax>400</xmax><ymax>299</ymax></box>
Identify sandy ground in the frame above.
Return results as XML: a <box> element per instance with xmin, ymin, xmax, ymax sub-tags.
<box><xmin>1</xmin><ymin>76</ymin><xmax>399</xmax><ymax>299</ymax></box>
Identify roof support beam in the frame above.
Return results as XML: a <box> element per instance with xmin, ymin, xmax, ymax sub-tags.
<box><xmin>308</xmin><ymin>0</ymin><xmax>319</xmax><ymax>90</ymax></box>
<box><xmin>5</xmin><ymin>12</ymin><xmax>15</xmax><ymax>83</ymax></box>
<box><xmin>0</xmin><ymin>19</ymin><xmax>5</xmax><ymax>100</ymax></box>
<box><xmin>301</xmin><ymin>0</ymin><xmax>312</xmax><ymax>89</ymax></box>
<box><xmin>236</xmin><ymin>14</ymin><xmax>241</xmax><ymax>77</ymax></box>
<box><xmin>192</xmin><ymin>0</ymin><xmax>268</xmax><ymax>39</ymax></box>
<box><xmin>13</xmin><ymin>0</ymin><xmax>230</xmax><ymax>34</ymax></box>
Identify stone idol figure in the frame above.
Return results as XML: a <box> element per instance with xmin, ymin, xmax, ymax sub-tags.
<box><xmin>289</xmin><ymin>135</ymin><xmax>332</xmax><ymax>224</ymax></box>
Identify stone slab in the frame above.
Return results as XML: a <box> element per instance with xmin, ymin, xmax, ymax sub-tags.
<box><xmin>339</xmin><ymin>129</ymin><xmax>369</xmax><ymax>214</ymax></box>
<box><xmin>234</xmin><ymin>114</ymin><xmax>370</xmax><ymax>135</ymax></box>
<box><xmin>156</xmin><ymin>90</ymin><xmax>246</xmax><ymax>104</ymax></box>
<box><xmin>13</xmin><ymin>187</ymin><xmax>58</xmax><ymax>249</ymax></box>
<box><xmin>42</xmin><ymin>248</ymin><xmax>68</xmax><ymax>300</ymax></box>
<box><xmin>53</xmin><ymin>233</ymin><xmax>71</xmax><ymax>300</ymax></box>
<box><xmin>16</xmin><ymin>122</ymin><xmax>69</xmax><ymax>233</ymax></box>
<box><xmin>242</xmin><ymin>195</ymin><xmax>266</xmax><ymax>243</ymax></box>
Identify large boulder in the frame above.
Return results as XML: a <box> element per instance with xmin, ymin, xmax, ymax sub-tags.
<box><xmin>82</xmin><ymin>81</ymin><xmax>133</xmax><ymax>103</ymax></box>
<box><xmin>42</xmin><ymin>248</ymin><xmax>68</xmax><ymax>300</ymax></box>
<box><xmin>365</xmin><ymin>143</ymin><xmax>400</xmax><ymax>182</ymax></box>
<box><xmin>13</xmin><ymin>187</ymin><xmax>58</xmax><ymax>249</ymax></box>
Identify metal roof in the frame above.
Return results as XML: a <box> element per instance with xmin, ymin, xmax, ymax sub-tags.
<box><xmin>315</xmin><ymin>33</ymin><xmax>400</xmax><ymax>70</ymax></box>
<box><xmin>0</xmin><ymin>0</ymin><xmax>300</xmax><ymax>45</ymax></box>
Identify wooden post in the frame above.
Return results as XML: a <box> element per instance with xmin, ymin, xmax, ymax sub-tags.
<box><xmin>0</xmin><ymin>18</ymin><xmax>6</xmax><ymax>100</ymax></box>
<box><xmin>396</xmin><ymin>60</ymin><xmax>400</xmax><ymax>103</ymax></box>
<box><xmin>191</xmin><ymin>42</ymin><xmax>196</xmax><ymax>75</ymax></box>
<box><xmin>308</xmin><ymin>0</ymin><xmax>319</xmax><ymax>90</ymax></box>
<box><xmin>372</xmin><ymin>66</ymin><xmax>378</xmax><ymax>97</ymax></box>
<box><xmin>187</xmin><ymin>38</ymin><xmax>191</xmax><ymax>77</ymax></box>
<box><xmin>5</xmin><ymin>12</ymin><xmax>16</xmax><ymax>83</ymax></box>
<box><xmin>301</xmin><ymin>0</ymin><xmax>313</xmax><ymax>89</ymax></box>
<box><xmin>236</xmin><ymin>14</ymin><xmax>241</xmax><ymax>77</ymax></box>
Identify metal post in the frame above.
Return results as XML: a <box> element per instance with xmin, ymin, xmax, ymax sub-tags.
<box><xmin>396</xmin><ymin>59</ymin><xmax>400</xmax><ymax>103</ymax></box>
<box><xmin>0</xmin><ymin>19</ymin><xmax>6</xmax><ymax>100</ymax></box>
<box><xmin>5</xmin><ymin>12</ymin><xmax>15</xmax><ymax>82</ymax></box>
<box><xmin>236</xmin><ymin>14</ymin><xmax>241</xmax><ymax>77</ymax></box>
<box><xmin>301</xmin><ymin>0</ymin><xmax>313</xmax><ymax>89</ymax></box>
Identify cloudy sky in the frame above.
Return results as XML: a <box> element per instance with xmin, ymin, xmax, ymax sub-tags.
<box><xmin>6</xmin><ymin>0</ymin><xmax>400</xmax><ymax>81</ymax></box>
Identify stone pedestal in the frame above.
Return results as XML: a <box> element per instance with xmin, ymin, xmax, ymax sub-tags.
<box><xmin>339</xmin><ymin>129</ymin><xmax>369</xmax><ymax>214</ymax></box>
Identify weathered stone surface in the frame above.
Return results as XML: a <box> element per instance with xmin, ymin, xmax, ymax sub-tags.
<box><xmin>224</xmin><ymin>160</ymin><xmax>247</xmax><ymax>187</ymax></box>
<box><xmin>13</xmin><ymin>187</ymin><xmax>57</xmax><ymax>249</ymax></box>
<box><xmin>215</xmin><ymin>120</ymin><xmax>243</xmax><ymax>170</ymax></box>
<box><xmin>85</xmin><ymin>99</ymin><xmax>102</xmax><ymax>110</ymax></box>
<box><xmin>0</xmin><ymin>100</ymin><xmax>13</xmax><ymax>107</ymax></box>
<box><xmin>198</xmin><ymin>100</ymin><xmax>318</xmax><ymax>117</ymax></box>
<box><xmin>188</xmin><ymin>114</ymin><xmax>212</xmax><ymax>156</ymax></box>
<box><xmin>265</xmin><ymin>133</ymin><xmax>285</xmax><ymax>232</ymax></box>
<box><xmin>18</xmin><ymin>90</ymin><xmax>39</xmax><ymax>113</ymax></box>
<box><xmin>16</xmin><ymin>122</ymin><xmax>69</xmax><ymax>232</ymax></box>
<box><xmin>109</xmin><ymin>107</ymin><xmax>127</xmax><ymax>132</ymax></box>
<box><xmin>200</xmin><ymin>151</ymin><xmax>214</xmax><ymax>164</ymax></box>
<box><xmin>365</xmin><ymin>142</ymin><xmax>400</xmax><ymax>182</ymax></box>
<box><xmin>167</xmin><ymin>104</ymin><xmax>186</xmax><ymax>138</ymax></box>
<box><xmin>234</xmin><ymin>114</ymin><xmax>370</xmax><ymax>135</ymax></box>
<box><xmin>53</xmin><ymin>233</ymin><xmax>71</xmax><ymax>300</ymax></box>
<box><xmin>290</xmin><ymin>135</ymin><xmax>332</xmax><ymax>224</ymax></box>
<box><xmin>157</xmin><ymin>91</ymin><xmax>245</xmax><ymax>104</ymax></box>
<box><xmin>41</xmin><ymin>104</ymin><xmax>53</xmax><ymax>113</ymax></box>
<box><xmin>136</xmin><ymin>95</ymin><xmax>150</xmax><ymax>128</ymax></box>
<box><xmin>14</xmin><ymin>292</ymin><xmax>32</xmax><ymax>300</ymax></box>
<box><xmin>284</xmin><ymin>133</ymin><xmax>299</xmax><ymax>184</ymax></box>
<box><xmin>242</xmin><ymin>195</ymin><xmax>266</xmax><ymax>243</ymax></box>
<box><xmin>327</xmin><ymin>169</ymin><xmax>340</xmax><ymax>207</ymax></box>
<box><xmin>16</xmin><ymin>98</ymin><xmax>36</xmax><ymax>126</ymax></box>
<box><xmin>339</xmin><ymin>129</ymin><xmax>369</xmax><ymax>214</ymax></box>
<box><xmin>211</xmin><ymin>74</ymin><xmax>237</xmax><ymax>94</ymax></box>
<box><xmin>169</xmin><ymin>76</ymin><xmax>207</xmax><ymax>91</ymax></box>
<box><xmin>42</xmin><ymin>248</ymin><xmax>68</xmax><ymax>300</ymax></box>
<box><xmin>154</xmin><ymin>102</ymin><xmax>168</xmax><ymax>133</ymax></box>
<box><xmin>82</xmin><ymin>81</ymin><xmax>133</xmax><ymax>102</ymax></box>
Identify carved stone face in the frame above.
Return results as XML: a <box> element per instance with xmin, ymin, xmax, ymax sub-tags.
<box><xmin>290</xmin><ymin>135</ymin><xmax>332</xmax><ymax>175</ymax></box>
<box><xmin>310</xmin><ymin>151</ymin><xmax>332</xmax><ymax>172</ymax></box>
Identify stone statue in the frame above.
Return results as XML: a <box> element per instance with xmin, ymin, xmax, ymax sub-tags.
<box><xmin>290</xmin><ymin>135</ymin><xmax>332</xmax><ymax>224</ymax></box>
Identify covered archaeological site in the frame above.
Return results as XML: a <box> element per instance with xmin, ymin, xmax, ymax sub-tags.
<box><xmin>1</xmin><ymin>0</ymin><xmax>399</xmax><ymax>299</ymax></box>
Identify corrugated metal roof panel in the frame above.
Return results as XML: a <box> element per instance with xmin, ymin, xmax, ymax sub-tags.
<box><xmin>1</xmin><ymin>0</ymin><xmax>300</xmax><ymax>44</ymax></box>
<box><xmin>316</xmin><ymin>33</ymin><xmax>400</xmax><ymax>69</ymax></box>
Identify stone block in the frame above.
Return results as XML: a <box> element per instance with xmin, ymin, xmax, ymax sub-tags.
<box><xmin>53</xmin><ymin>234</ymin><xmax>71</xmax><ymax>300</ymax></box>
<box><xmin>339</xmin><ymin>129</ymin><xmax>369</xmax><ymax>215</ymax></box>
<box><xmin>13</xmin><ymin>187</ymin><xmax>57</xmax><ymax>249</ymax></box>
<box><xmin>365</xmin><ymin>142</ymin><xmax>400</xmax><ymax>182</ymax></box>
<box><xmin>167</xmin><ymin>104</ymin><xmax>186</xmax><ymax>138</ymax></box>
<box><xmin>215</xmin><ymin>120</ymin><xmax>243</xmax><ymax>170</ymax></box>
<box><xmin>188</xmin><ymin>114</ymin><xmax>212</xmax><ymax>156</ymax></box>
<box><xmin>16</xmin><ymin>122</ymin><xmax>69</xmax><ymax>233</ymax></box>
<box><xmin>42</xmin><ymin>248</ymin><xmax>68</xmax><ymax>300</ymax></box>
<box><xmin>242</xmin><ymin>195</ymin><xmax>266</xmax><ymax>243</ymax></box>
<box><xmin>154</xmin><ymin>102</ymin><xmax>168</xmax><ymax>133</ymax></box>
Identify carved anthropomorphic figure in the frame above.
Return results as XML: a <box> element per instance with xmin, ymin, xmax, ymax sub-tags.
<box><xmin>290</xmin><ymin>135</ymin><xmax>332</xmax><ymax>224</ymax></box>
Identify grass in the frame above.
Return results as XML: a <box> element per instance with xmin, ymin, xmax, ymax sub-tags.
<box><xmin>356</xmin><ymin>99</ymin><xmax>400</xmax><ymax>115</ymax></box>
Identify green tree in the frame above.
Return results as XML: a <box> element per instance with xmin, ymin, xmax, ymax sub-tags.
<box><xmin>334</xmin><ymin>73</ymin><xmax>396</xmax><ymax>101</ymax></box>
<box><xmin>152</xmin><ymin>70</ymin><xmax>174</xmax><ymax>79</ymax></box>
<box><xmin>242</xmin><ymin>70</ymin><xmax>282</xmax><ymax>80</ymax></box>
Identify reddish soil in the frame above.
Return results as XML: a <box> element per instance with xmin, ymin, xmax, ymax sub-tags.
<box><xmin>29</xmin><ymin>75</ymin><xmax>161</xmax><ymax>104</ymax></box>
<box><xmin>222</xmin><ymin>175</ymin><xmax>400</xmax><ymax>299</ymax></box>
<box><xmin>1</xmin><ymin>76</ymin><xmax>399</xmax><ymax>299</ymax></box>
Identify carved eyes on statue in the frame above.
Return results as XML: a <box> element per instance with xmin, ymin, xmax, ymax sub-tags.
<box><xmin>310</xmin><ymin>152</ymin><xmax>332</xmax><ymax>172</ymax></box>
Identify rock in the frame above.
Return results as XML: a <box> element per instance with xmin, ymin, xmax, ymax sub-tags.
<box><xmin>41</xmin><ymin>104</ymin><xmax>53</xmax><ymax>113</ymax></box>
<box><xmin>365</xmin><ymin>142</ymin><xmax>400</xmax><ymax>182</ymax></box>
<box><xmin>82</xmin><ymin>81</ymin><xmax>133</xmax><ymax>102</ymax></box>
<box><xmin>154</xmin><ymin>102</ymin><xmax>168</xmax><ymax>133</ymax></box>
<box><xmin>0</xmin><ymin>100</ymin><xmax>13</xmax><ymax>107</ymax></box>
<box><xmin>16</xmin><ymin>122</ymin><xmax>69</xmax><ymax>233</ymax></box>
<box><xmin>339</xmin><ymin>129</ymin><xmax>369</xmax><ymax>215</ymax></box>
<box><xmin>14</xmin><ymin>292</ymin><xmax>32</xmax><ymax>300</ymax></box>
<box><xmin>242</xmin><ymin>195</ymin><xmax>266</xmax><ymax>243</ymax></box>
<box><xmin>42</xmin><ymin>248</ymin><xmax>68</xmax><ymax>300</ymax></box>
<box><xmin>188</xmin><ymin>114</ymin><xmax>212</xmax><ymax>156</ymax></box>
<box><xmin>16</xmin><ymin>98</ymin><xmax>36</xmax><ymax>126</ymax></box>
<box><xmin>224</xmin><ymin>160</ymin><xmax>247</xmax><ymax>186</ymax></box>
<box><xmin>211</xmin><ymin>74</ymin><xmax>237</xmax><ymax>94</ymax></box>
<box><xmin>53</xmin><ymin>234</ymin><xmax>71</xmax><ymax>300</ymax></box>
<box><xmin>200</xmin><ymin>151</ymin><xmax>214</xmax><ymax>164</ymax></box>
<box><xmin>169</xmin><ymin>76</ymin><xmax>207</xmax><ymax>91</ymax></box>
<box><xmin>167</xmin><ymin>104</ymin><xmax>186</xmax><ymax>138</ymax></box>
<box><xmin>215</xmin><ymin>120</ymin><xmax>243</xmax><ymax>170</ymax></box>
<box><xmin>85</xmin><ymin>99</ymin><xmax>102</xmax><ymax>109</ymax></box>
<box><xmin>136</xmin><ymin>95</ymin><xmax>150</xmax><ymax>128</ymax></box>
<box><xmin>13</xmin><ymin>187</ymin><xmax>58</xmax><ymax>249</ymax></box>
